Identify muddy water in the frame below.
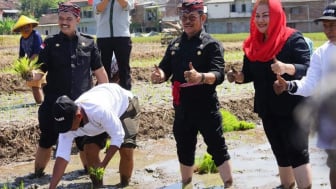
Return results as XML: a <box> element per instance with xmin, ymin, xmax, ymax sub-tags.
<box><xmin>0</xmin><ymin>127</ymin><xmax>331</xmax><ymax>189</ymax></box>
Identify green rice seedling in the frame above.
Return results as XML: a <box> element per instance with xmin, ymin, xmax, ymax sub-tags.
<box><xmin>220</xmin><ymin>109</ymin><xmax>255</xmax><ymax>132</ymax></box>
<box><xmin>104</xmin><ymin>138</ymin><xmax>110</xmax><ymax>153</ymax></box>
<box><xmin>89</xmin><ymin>167</ymin><xmax>104</xmax><ymax>180</ymax></box>
<box><xmin>89</xmin><ymin>166</ymin><xmax>105</xmax><ymax>188</ymax></box>
<box><xmin>195</xmin><ymin>153</ymin><xmax>218</xmax><ymax>174</ymax></box>
<box><xmin>12</xmin><ymin>56</ymin><xmax>41</xmax><ymax>80</ymax></box>
<box><xmin>1</xmin><ymin>180</ymin><xmax>24</xmax><ymax>189</ymax></box>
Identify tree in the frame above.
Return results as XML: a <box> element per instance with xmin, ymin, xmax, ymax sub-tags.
<box><xmin>19</xmin><ymin>0</ymin><xmax>62</xmax><ymax>19</ymax></box>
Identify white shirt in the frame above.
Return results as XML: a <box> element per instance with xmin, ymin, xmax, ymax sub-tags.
<box><xmin>56</xmin><ymin>83</ymin><xmax>134</xmax><ymax>162</ymax></box>
<box><xmin>93</xmin><ymin>0</ymin><xmax>134</xmax><ymax>38</ymax></box>
<box><xmin>293</xmin><ymin>41</ymin><xmax>336</xmax><ymax>96</ymax></box>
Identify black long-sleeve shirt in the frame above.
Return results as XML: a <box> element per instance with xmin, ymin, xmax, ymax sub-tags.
<box><xmin>159</xmin><ymin>29</ymin><xmax>225</xmax><ymax>114</ymax></box>
<box><xmin>38</xmin><ymin>32</ymin><xmax>103</xmax><ymax>99</ymax></box>
<box><xmin>242</xmin><ymin>31</ymin><xmax>310</xmax><ymax>118</ymax></box>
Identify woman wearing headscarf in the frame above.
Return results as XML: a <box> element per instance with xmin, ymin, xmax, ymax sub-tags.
<box><xmin>226</xmin><ymin>0</ymin><xmax>312</xmax><ymax>188</ymax></box>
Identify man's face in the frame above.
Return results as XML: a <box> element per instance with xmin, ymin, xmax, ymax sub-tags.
<box><xmin>58</xmin><ymin>12</ymin><xmax>80</xmax><ymax>37</ymax></box>
<box><xmin>180</xmin><ymin>11</ymin><xmax>205</xmax><ymax>38</ymax></box>
<box><xmin>20</xmin><ymin>24</ymin><xmax>33</xmax><ymax>38</ymax></box>
<box><xmin>322</xmin><ymin>20</ymin><xmax>336</xmax><ymax>43</ymax></box>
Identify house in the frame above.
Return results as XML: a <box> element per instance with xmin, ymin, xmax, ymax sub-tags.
<box><xmin>205</xmin><ymin>0</ymin><xmax>326</xmax><ymax>34</ymax></box>
<box><xmin>0</xmin><ymin>0</ymin><xmax>20</xmax><ymax>20</ymax></box>
<box><xmin>36</xmin><ymin>0</ymin><xmax>95</xmax><ymax>36</ymax></box>
<box><xmin>282</xmin><ymin>0</ymin><xmax>327</xmax><ymax>33</ymax></box>
<box><xmin>206</xmin><ymin>0</ymin><xmax>252</xmax><ymax>34</ymax></box>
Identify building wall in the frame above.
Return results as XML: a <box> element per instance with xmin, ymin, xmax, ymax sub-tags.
<box><xmin>207</xmin><ymin>0</ymin><xmax>252</xmax><ymax>34</ymax></box>
<box><xmin>283</xmin><ymin>0</ymin><xmax>326</xmax><ymax>32</ymax></box>
<box><xmin>206</xmin><ymin>0</ymin><xmax>325</xmax><ymax>34</ymax></box>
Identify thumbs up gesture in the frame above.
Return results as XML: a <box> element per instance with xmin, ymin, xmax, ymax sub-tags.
<box><xmin>184</xmin><ymin>62</ymin><xmax>202</xmax><ymax>83</ymax></box>
<box><xmin>273</xmin><ymin>74</ymin><xmax>288</xmax><ymax>95</ymax></box>
<box><xmin>151</xmin><ymin>64</ymin><xmax>165</xmax><ymax>84</ymax></box>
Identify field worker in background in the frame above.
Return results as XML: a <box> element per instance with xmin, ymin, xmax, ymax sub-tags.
<box><xmin>151</xmin><ymin>0</ymin><xmax>233</xmax><ymax>187</ymax></box>
<box><xmin>93</xmin><ymin>0</ymin><xmax>134</xmax><ymax>90</ymax></box>
<box><xmin>25</xmin><ymin>2</ymin><xmax>108</xmax><ymax>178</ymax></box>
<box><xmin>12</xmin><ymin>15</ymin><xmax>44</xmax><ymax>104</ymax></box>
<box><xmin>274</xmin><ymin>3</ymin><xmax>336</xmax><ymax>188</ymax></box>
<box><xmin>226</xmin><ymin>0</ymin><xmax>312</xmax><ymax>188</ymax></box>
<box><xmin>49</xmin><ymin>83</ymin><xmax>139</xmax><ymax>189</ymax></box>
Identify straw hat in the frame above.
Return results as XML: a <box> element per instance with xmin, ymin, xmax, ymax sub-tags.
<box><xmin>12</xmin><ymin>15</ymin><xmax>38</xmax><ymax>32</ymax></box>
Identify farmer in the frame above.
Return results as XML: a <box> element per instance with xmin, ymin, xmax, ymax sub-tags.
<box><xmin>150</xmin><ymin>0</ymin><xmax>233</xmax><ymax>187</ymax></box>
<box><xmin>12</xmin><ymin>15</ymin><xmax>44</xmax><ymax>104</ymax></box>
<box><xmin>49</xmin><ymin>83</ymin><xmax>139</xmax><ymax>189</ymax></box>
<box><xmin>274</xmin><ymin>3</ymin><xmax>336</xmax><ymax>188</ymax></box>
<box><xmin>25</xmin><ymin>2</ymin><xmax>109</xmax><ymax>178</ymax></box>
<box><xmin>226</xmin><ymin>0</ymin><xmax>312</xmax><ymax>188</ymax></box>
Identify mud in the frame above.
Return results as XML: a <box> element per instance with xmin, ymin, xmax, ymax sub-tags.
<box><xmin>0</xmin><ymin>43</ymin><xmax>331</xmax><ymax>189</ymax></box>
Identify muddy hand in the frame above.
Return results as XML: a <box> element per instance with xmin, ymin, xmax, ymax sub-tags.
<box><xmin>227</xmin><ymin>67</ymin><xmax>238</xmax><ymax>83</ymax></box>
<box><xmin>273</xmin><ymin>74</ymin><xmax>288</xmax><ymax>95</ymax></box>
<box><xmin>151</xmin><ymin>64</ymin><xmax>162</xmax><ymax>84</ymax></box>
<box><xmin>184</xmin><ymin>62</ymin><xmax>201</xmax><ymax>83</ymax></box>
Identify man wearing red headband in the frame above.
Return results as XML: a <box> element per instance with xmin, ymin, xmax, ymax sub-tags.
<box><xmin>28</xmin><ymin>2</ymin><xmax>109</xmax><ymax>178</ymax></box>
<box><xmin>151</xmin><ymin>0</ymin><xmax>233</xmax><ymax>188</ymax></box>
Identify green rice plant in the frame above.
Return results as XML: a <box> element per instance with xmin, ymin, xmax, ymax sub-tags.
<box><xmin>104</xmin><ymin>138</ymin><xmax>110</xmax><ymax>153</ymax></box>
<box><xmin>1</xmin><ymin>180</ymin><xmax>24</xmax><ymax>189</ymax></box>
<box><xmin>12</xmin><ymin>56</ymin><xmax>41</xmax><ymax>80</ymax></box>
<box><xmin>89</xmin><ymin>167</ymin><xmax>105</xmax><ymax>181</ymax></box>
<box><xmin>195</xmin><ymin>153</ymin><xmax>218</xmax><ymax>174</ymax></box>
<box><xmin>220</xmin><ymin>109</ymin><xmax>255</xmax><ymax>132</ymax></box>
<box><xmin>89</xmin><ymin>166</ymin><xmax>105</xmax><ymax>188</ymax></box>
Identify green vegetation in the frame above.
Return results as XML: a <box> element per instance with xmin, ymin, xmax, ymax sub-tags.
<box><xmin>0</xmin><ymin>19</ymin><xmax>15</xmax><ymax>35</ymax></box>
<box><xmin>195</xmin><ymin>153</ymin><xmax>218</xmax><ymax>174</ymax></box>
<box><xmin>221</xmin><ymin>109</ymin><xmax>255</xmax><ymax>132</ymax></box>
<box><xmin>12</xmin><ymin>56</ymin><xmax>41</xmax><ymax>80</ymax></box>
<box><xmin>19</xmin><ymin>0</ymin><xmax>62</xmax><ymax>19</ymax></box>
<box><xmin>194</xmin><ymin>109</ymin><xmax>255</xmax><ymax>175</ymax></box>
<box><xmin>89</xmin><ymin>167</ymin><xmax>105</xmax><ymax>182</ymax></box>
<box><xmin>1</xmin><ymin>180</ymin><xmax>24</xmax><ymax>189</ymax></box>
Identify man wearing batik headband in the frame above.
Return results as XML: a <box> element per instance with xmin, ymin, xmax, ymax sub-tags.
<box><xmin>151</xmin><ymin>0</ymin><xmax>233</xmax><ymax>187</ymax></box>
<box><xmin>27</xmin><ymin>2</ymin><xmax>108</xmax><ymax>178</ymax></box>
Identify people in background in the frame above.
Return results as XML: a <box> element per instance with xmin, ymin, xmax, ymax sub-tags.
<box><xmin>12</xmin><ymin>15</ymin><xmax>44</xmax><ymax>104</ymax></box>
<box><xmin>93</xmin><ymin>0</ymin><xmax>134</xmax><ymax>90</ymax></box>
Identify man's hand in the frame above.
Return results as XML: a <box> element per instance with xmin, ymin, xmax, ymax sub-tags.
<box><xmin>273</xmin><ymin>74</ymin><xmax>288</xmax><ymax>95</ymax></box>
<box><xmin>22</xmin><ymin>70</ymin><xmax>34</xmax><ymax>81</ymax></box>
<box><xmin>227</xmin><ymin>67</ymin><xmax>238</xmax><ymax>83</ymax></box>
<box><xmin>184</xmin><ymin>62</ymin><xmax>202</xmax><ymax>83</ymax></box>
<box><xmin>151</xmin><ymin>64</ymin><xmax>164</xmax><ymax>84</ymax></box>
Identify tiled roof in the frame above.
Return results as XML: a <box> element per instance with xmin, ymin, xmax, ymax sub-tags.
<box><xmin>39</xmin><ymin>13</ymin><xmax>58</xmax><ymax>25</ymax></box>
<box><xmin>0</xmin><ymin>0</ymin><xmax>19</xmax><ymax>10</ymax></box>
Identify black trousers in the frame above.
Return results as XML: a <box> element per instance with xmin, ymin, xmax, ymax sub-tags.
<box><xmin>97</xmin><ymin>37</ymin><xmax>132</xmax><ymax>90</ymax></box>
